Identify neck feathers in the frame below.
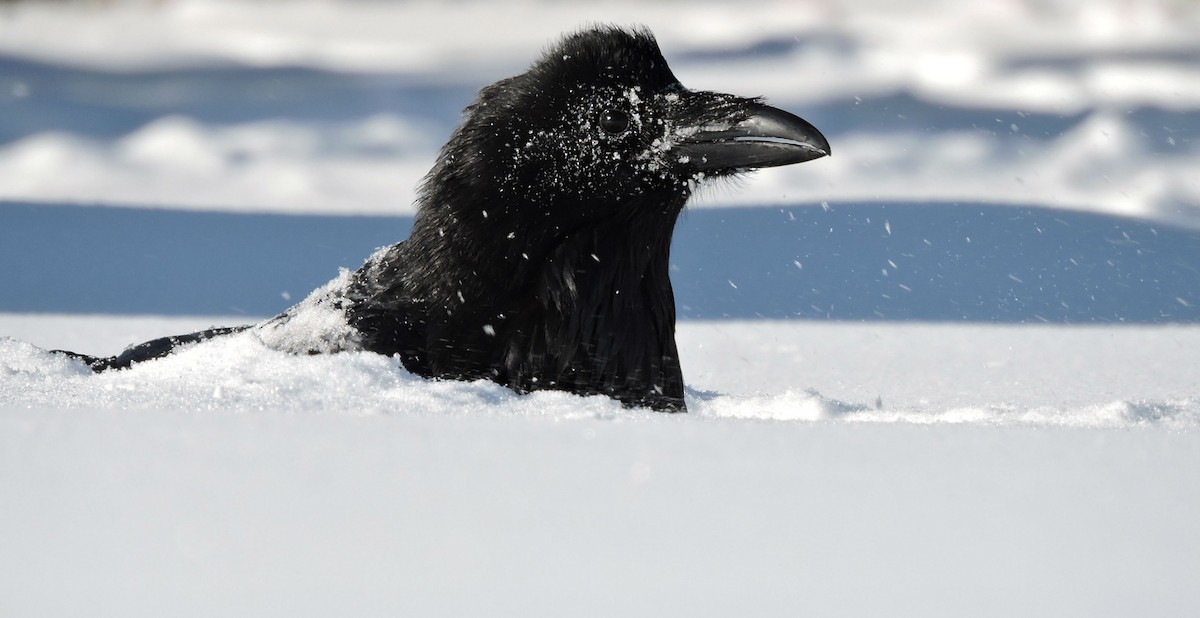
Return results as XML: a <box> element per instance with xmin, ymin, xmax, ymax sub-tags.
<box><xmin>497</xmin><ymin>193</ymin><xmax>688</xmax><ymax>410</ymax></box>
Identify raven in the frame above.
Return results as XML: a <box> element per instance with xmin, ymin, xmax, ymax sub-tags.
<box><xmin>60</xmin><ymin>26</ymin><xmax>830</xmax><ymax>412</ymax></box>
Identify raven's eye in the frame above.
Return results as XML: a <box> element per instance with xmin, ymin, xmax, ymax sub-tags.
<box><xmin>599</xmin><ymin>110</ymin><xmax>630</xmax><ymax>135</ymax></box>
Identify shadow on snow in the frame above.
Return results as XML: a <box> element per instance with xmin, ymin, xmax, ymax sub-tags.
<box><xmin>4</xmin><ymin>54</ymin><xmax>1196</xmax><ymax>154</ymax></box>
<box><xmin>2</xmin><ymin>201</ymin><xmax>1198</xmax><ymax>323</ymax></box>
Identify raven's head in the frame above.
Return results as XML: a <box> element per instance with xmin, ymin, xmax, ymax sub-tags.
<box><xmin>423</xmin><ymin>25</ymin><xmax>829</xmax><ymax>236</ymax></box>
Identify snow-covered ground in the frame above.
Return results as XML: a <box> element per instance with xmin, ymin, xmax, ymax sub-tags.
<box><xmin>5</xmin><ymin>314</ymin><xmax>1200</xmax><ymax>425</ymax></box>
<box><xmin>3</xmin><ymin>0</ymin><xmax>1200</xmax><ymax>615</ymax></box>
<box><xmin>4</xmin><ymin>318</ymin><xmax>1200</xmax><ymax>616</ymax></box>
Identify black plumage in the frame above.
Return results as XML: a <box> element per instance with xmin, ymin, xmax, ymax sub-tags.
<box><xmin>59</xmin><ymin>26</ymin><xmax>830</xmax><ymax>412</ymax></box>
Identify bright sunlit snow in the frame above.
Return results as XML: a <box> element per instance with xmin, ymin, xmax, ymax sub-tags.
<box><xmin>2</xmin><ymin>1</ymin><xmax>1199</xmax><ymax>615</ymax></box>
<box><xmin>2</xmin><ymin>0</ymin><xmax>1199</xmax><ymax>225</ymax></box>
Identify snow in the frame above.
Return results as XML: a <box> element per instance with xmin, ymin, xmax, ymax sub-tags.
<box><xmin>253</xmin><ymin>268</ymin><xmax>361</xmax><ymax>354</ymax></box>
<box><xmin>5</xmin><ymin>404</ymin><xmax>1196</xmax><ymax>617</ymax></box>
<box><xmin>5</xmin><ymin>315</ymin><xmax>1200</xmax><ymax>427</ymax></box>
<box><xmin>3</xmin><ymin>0</ymin><xmax>1200</xmax><ymax>614</ymax></box>
<box><xmin>4</xmin><ymin>315</ymin><xmax>1200</xmax><ymax>614</ymax></box>
<box><xmin>2</xmin><ymin>0</ymin><xmax>1200</xmax><ymax>224</ymax></box>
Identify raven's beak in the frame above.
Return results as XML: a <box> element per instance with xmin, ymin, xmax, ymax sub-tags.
<box><xmin>672</xmin><ymin>101</ymin><xmax>830</xmax><ymax>173</ymax></box>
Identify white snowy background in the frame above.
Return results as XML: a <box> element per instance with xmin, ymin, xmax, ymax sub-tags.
<box><xmin>2</xmin><ymin>0</ymin><xmax>1199</xmax><ymax>615</ymax></box>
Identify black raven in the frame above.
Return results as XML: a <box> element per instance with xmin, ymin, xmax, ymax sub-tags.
<box><xmin>59</xmin><ymin>26</ymin><xmax>829</xmax><ymax>412</ymax></box>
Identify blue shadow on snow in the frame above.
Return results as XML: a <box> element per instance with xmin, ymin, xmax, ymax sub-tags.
<box><xmin>1</xmin><ymin>201</ymin><xmax>1198</xmax><ymax>323</ymax></box>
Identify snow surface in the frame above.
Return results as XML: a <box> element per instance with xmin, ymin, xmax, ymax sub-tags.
<box><xmin>4</xmin><ymin>313</ymin><xmax>1200</xmax><ymax>615</ymax></box>
<box><xmin>3</xmin><ymin>0</ymin><xmax>1200</xmax><ymax>614</ymax></box>
<box><xmin>5</xmin><ymin>403</ymin><xmax>1197</xmax><ymax>618</ymax></box>
<box><xmin>2</xmin><ymin>0</ymin><xmax>1200</xmax><ymax>226</ymax></box>
<box><xmin>4</xmin><ymin>314</ymin><xmax>1200</xmax><ymax>427</ymax></box>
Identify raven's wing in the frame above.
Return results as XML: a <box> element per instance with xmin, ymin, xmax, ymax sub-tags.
<box><xmin>53</xmin><ymin>325</ymin><xmax>249</xmax><ymax>372</ymax></box>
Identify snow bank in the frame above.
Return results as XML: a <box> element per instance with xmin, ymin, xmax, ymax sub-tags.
<box><xmin>0</xmin><ymin>115</ymin><xmax>431</xmax><ymax>214</ymax></box>
<box><xmin>2</xmin><ymin>0</ymin><xmax>1199</xmax><ymax>225</ymax></box>
<box><xmin>5</xmin><ymin>316</ymin><xmax>1199</xmax><ymax>429</ymax></box>
<box><xmin>5</xmin><ymin>106</ymin><xmax>1198</xmax><ymax>225</ymax></box>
